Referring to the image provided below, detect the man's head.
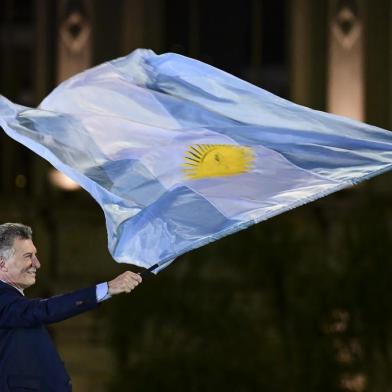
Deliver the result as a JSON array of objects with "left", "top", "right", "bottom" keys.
[{"left": 0, "top": 223, "right": 40, "bottom": 290}]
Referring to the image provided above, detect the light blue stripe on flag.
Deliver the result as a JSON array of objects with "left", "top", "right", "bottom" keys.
[
  {"left": 113, "top": 186, "right": 238, "bottom": 269},
  {"left": 1, "top": 48, "right": 392, "bottom": 272}
]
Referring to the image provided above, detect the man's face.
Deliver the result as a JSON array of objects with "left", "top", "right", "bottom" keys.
[{"left": 0, "top": 238, "right": 40, "bottom": 289}]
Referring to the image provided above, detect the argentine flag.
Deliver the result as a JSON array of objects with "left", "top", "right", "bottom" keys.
[{"left": 1, "top": 49, "right": 392, "bottom": 272}]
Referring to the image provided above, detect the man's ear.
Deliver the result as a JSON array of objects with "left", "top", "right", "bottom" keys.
[{"left": 0, "top": 257, "right": 7, "bottom": 272}]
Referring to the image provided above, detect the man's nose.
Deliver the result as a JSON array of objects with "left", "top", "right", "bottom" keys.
[{"left": 32, "top": 256, "right": 41, "bottom": 269}]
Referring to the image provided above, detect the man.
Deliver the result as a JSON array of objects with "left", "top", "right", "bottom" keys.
[{"left": 0, "top": 222, "right": 142, "bottom": 392}]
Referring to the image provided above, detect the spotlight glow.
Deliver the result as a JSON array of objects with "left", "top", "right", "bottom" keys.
[{"left": 49, "top": 169, "right": 80, "bottom": 191}]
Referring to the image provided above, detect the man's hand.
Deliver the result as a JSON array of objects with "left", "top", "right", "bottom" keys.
[{"left": 108, "top": 271, "right": 142, "bottom": 296}]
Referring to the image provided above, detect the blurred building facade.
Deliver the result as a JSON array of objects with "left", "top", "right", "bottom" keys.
[{"left": 1, "top": 0, "right": 392, "bottom": 391}]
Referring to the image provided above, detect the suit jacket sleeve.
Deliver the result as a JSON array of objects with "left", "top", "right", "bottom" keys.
[{"left": 0, "top": 285, "right": 98, "bottom": 328}]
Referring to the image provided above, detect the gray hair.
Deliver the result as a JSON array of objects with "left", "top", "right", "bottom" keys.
[{"left": 0, "top": 223, "right": 32, "bottom": 261}]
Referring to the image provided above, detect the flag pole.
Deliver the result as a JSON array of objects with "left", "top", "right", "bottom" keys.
[{"left": 139, "top": 263, "right": 159, "bottom": 277}]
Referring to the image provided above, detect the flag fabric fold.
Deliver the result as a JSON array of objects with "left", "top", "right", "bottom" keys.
[{"left": 1, "top": 49, "right": 392, "bottom": 272}]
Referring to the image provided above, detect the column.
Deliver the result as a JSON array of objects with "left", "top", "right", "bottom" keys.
[
  {"left": 327, "top": 0, "right": 364, "bottom": 121},
  {"left": 56, "top": 0, "right": 93, "bottom": 83}
]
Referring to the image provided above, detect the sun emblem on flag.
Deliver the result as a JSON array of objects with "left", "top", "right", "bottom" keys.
[{"left": 182, "top": 144, "right": 255, "bottom": 180}]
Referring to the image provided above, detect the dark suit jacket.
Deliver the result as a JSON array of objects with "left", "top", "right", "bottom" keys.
[{"left": 0, "top": 280, "right": 99, "bottom": 392}]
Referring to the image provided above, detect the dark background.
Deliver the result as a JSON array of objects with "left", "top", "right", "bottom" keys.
[{"left": 1, "top": 1, "right": 392, "bottom": 391}]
